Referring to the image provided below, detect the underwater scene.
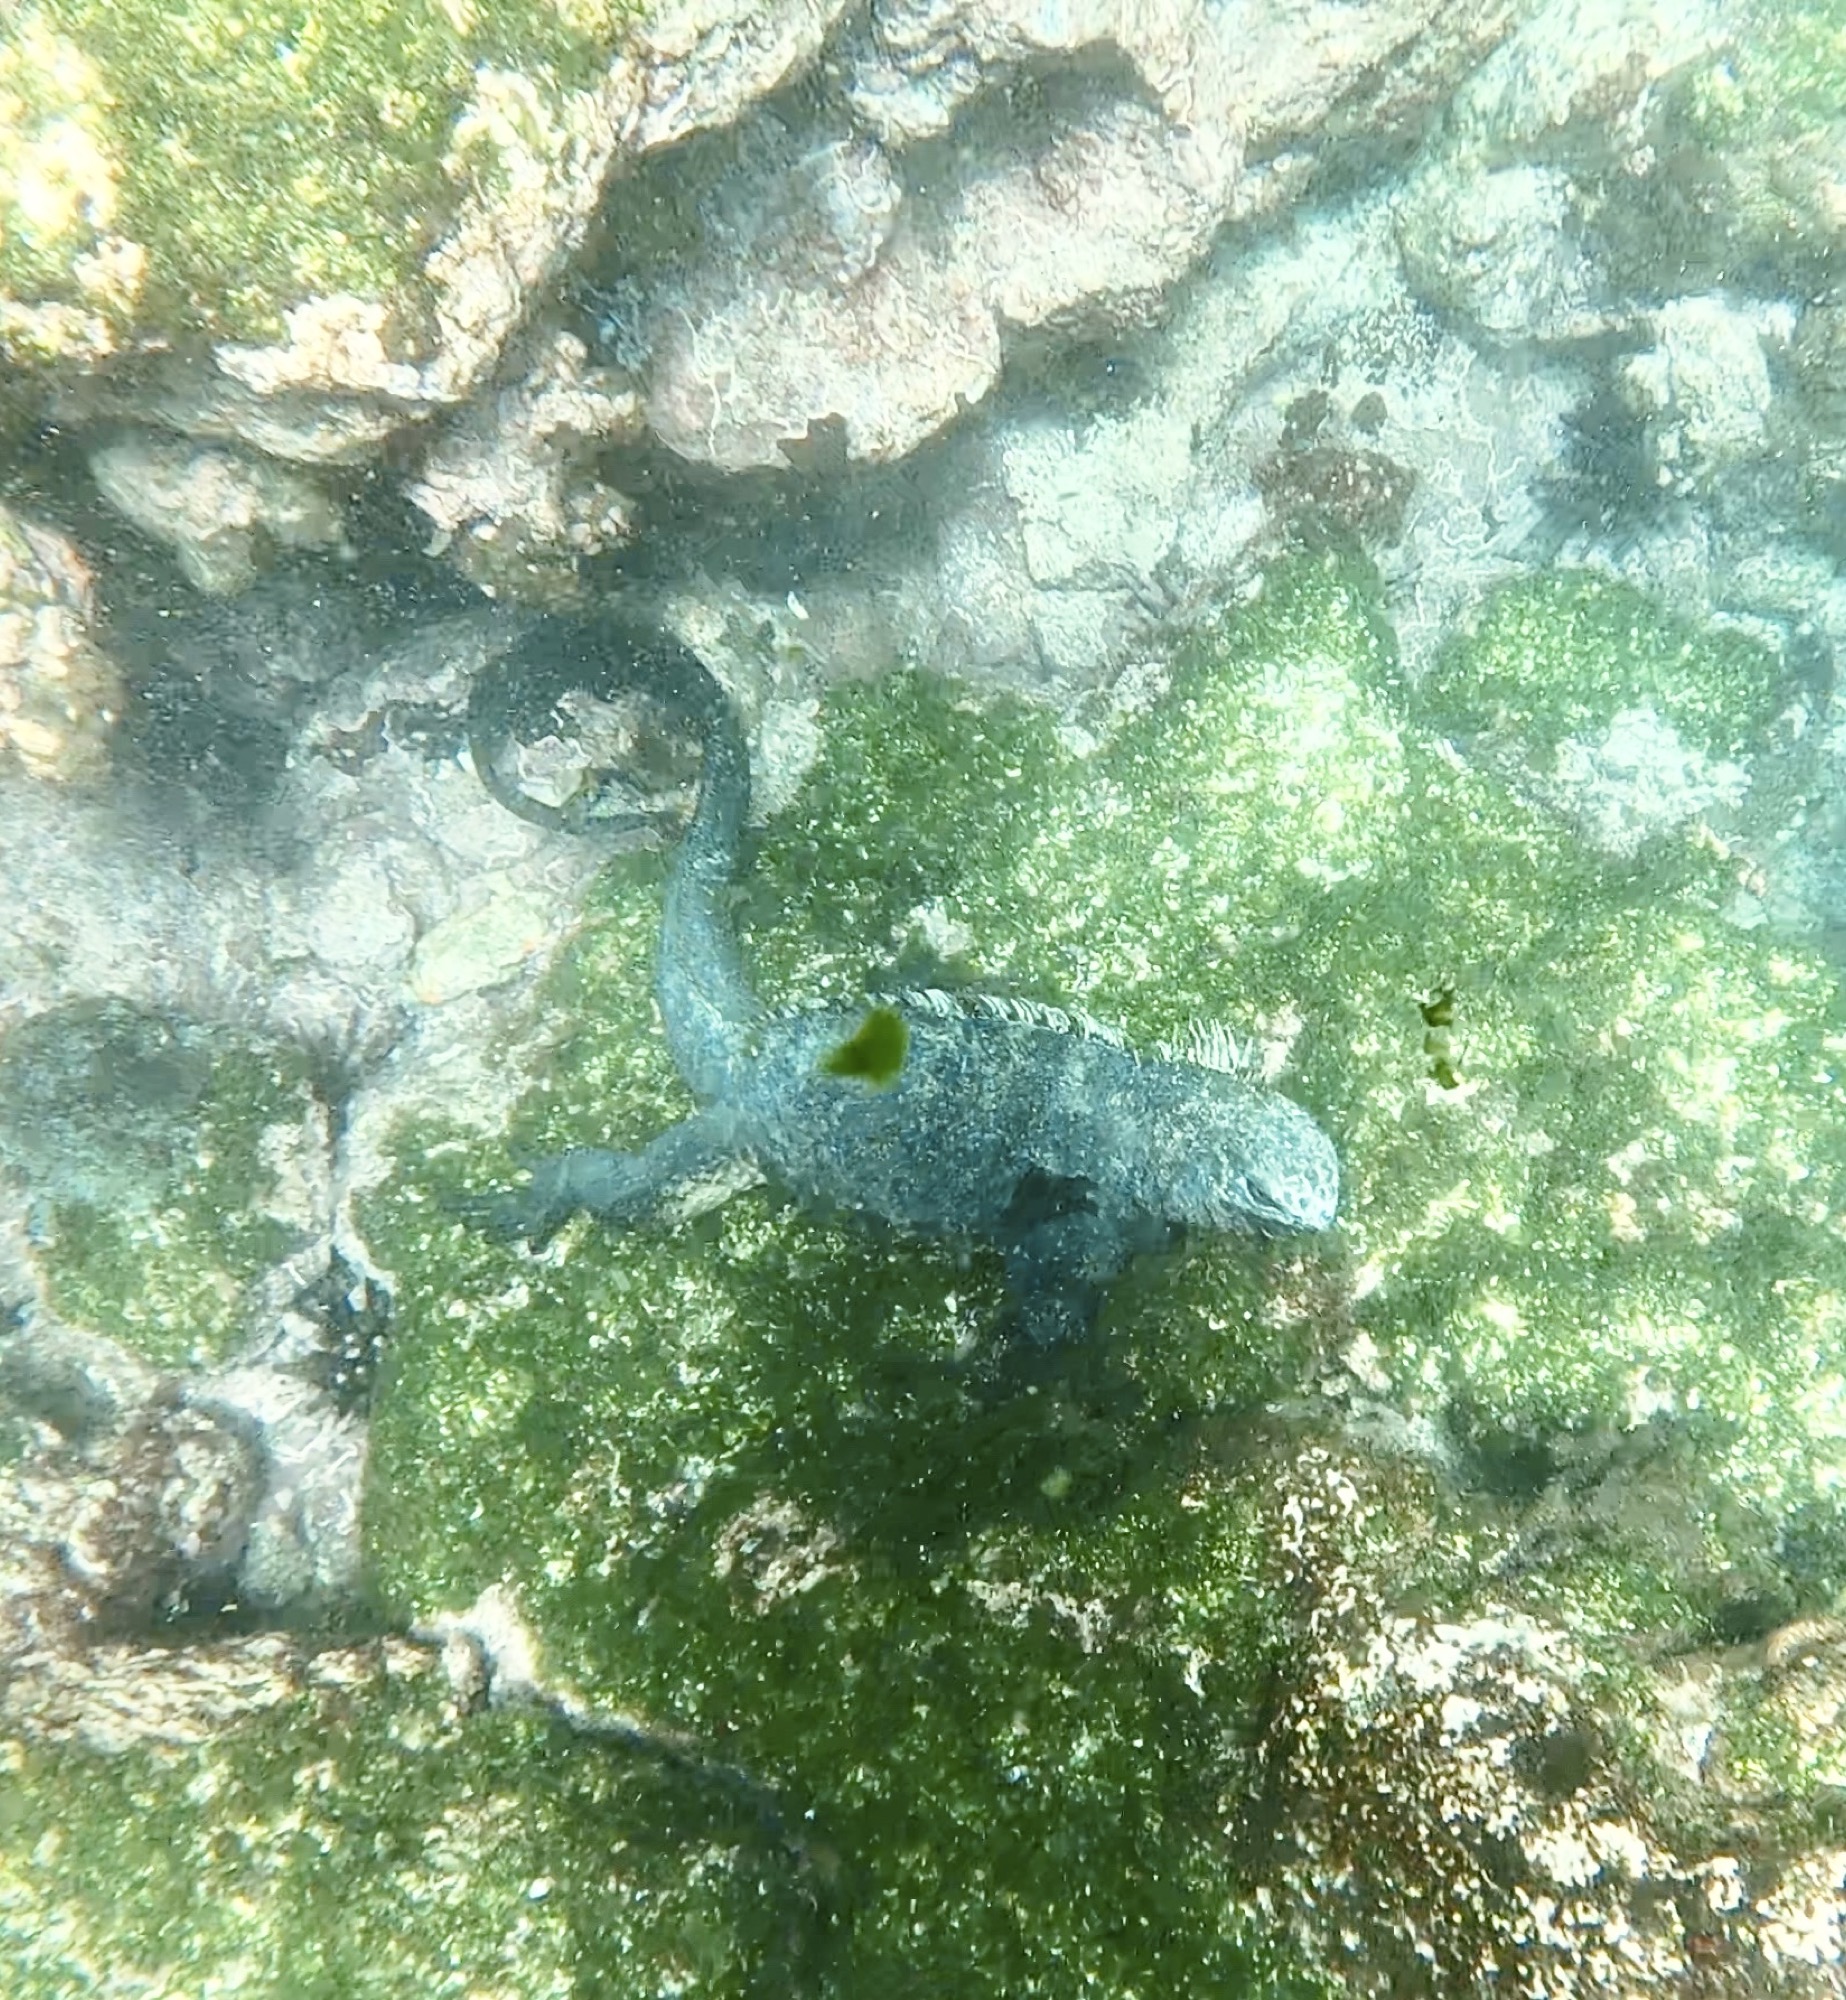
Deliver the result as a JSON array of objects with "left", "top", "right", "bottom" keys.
[{"left": 6, "top": 1, "right": 1846, "bottom": 1993}]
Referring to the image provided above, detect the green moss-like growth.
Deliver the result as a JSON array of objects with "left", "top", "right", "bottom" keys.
[
  {"left": 0, "top": 15, "right": 123, "bottom": 310},
  {"left": 365, "top": 1155, "right": 1336, "bottom": 1990},
  {"left": 1682, "top": 0, "right": 1846, "bottom": 146},
  {"left": 0, "top": 999, "right": 319, "bottom": 1368},
  {"left": 1, "top": 0, "right": 638, "bottom": 349},
  {"left": 1417, "top": 569, "right": 1785, "bottom": 759},
  {"left": 1612, "top": 0, "right": 1846, "bottom": 289},
  {"left": 0, "top": 1647, "right": 842, "bottom": 1998},
  {"left": 359, "top": 551, "right": 1846, "bottom": 1987}
]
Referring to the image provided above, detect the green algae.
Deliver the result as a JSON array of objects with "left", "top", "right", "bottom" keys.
[
  {"left": 353, "top": 550, "right": 1846, "bottom": 1986},
  {"left": 0, "top": 1650, "right": 835, "bottom": 2000},
  {"left": 1611, "top": 0, "right": 1846, "bottom": 291},
  {"left": 364, "top": 1180, "right": 1325, "bottom": 1989},
  {"left": 0, "top": 1001, "right": 320, "bottom": 1368},
  {"left": 1, "top": 0, "right": 639, "bottom": 348},
  {"left": 1417, "top": 569, "right": 1786, "bottom": 760},
  {"left": 820, "top": 1004, "right": 909, "bottom": 1086},
  {"left": 0, "top": 15, "right": 124, "bottom": 312},
  {"left": 1684, "top": 0, "right": 1846, "bottom": 146}
]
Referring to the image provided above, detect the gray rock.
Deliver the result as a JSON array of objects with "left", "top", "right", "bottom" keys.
[
  {"left": 1618, "top": 296, "right": 1785, "bottom": 499},
  {"left": 195, "top": 1360, "right": 366, "bottom": 1608},
  {"left": 1396, "top": 161, "right": 1606, "bottom": 344},
  {"left": 0, "top": 502, "right": 120, "bottom": 784},
  {"left": 641, "top": 0, "right": 1505, "bottom": 474},
  {"left": 88, "top": 434, "right": 348, "bottom": 596}
]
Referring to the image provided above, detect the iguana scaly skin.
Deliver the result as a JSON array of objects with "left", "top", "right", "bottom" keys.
[{"left": 468, "top": 620, "right": 1339, "bottom": 1346}]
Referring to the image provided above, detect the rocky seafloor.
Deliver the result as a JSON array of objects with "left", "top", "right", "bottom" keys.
[{"left": 6, "top": 0, "right": 1846, "bottom": 1994}]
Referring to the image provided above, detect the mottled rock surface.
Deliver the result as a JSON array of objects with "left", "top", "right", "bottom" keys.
[
  {"left": 641, "top": 0, "right": 1513, "bottom": 474},
  {"left": 87, "top": 435, "right": 348, "bottom": 596},
  {"left": 0, "top": 503, "right": 118, "bottom": 781}
]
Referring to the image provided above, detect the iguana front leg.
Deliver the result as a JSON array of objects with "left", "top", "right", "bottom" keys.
[
  {"left": 464, "top": 1106, "right": 761, "bottom": 1249},
  {"left": 998, "top": 1169, "right": 1178, "bottom": 1347}
]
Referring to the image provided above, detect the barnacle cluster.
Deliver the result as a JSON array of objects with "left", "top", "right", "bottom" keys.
[{"left": 1235, "top": 1448, "right": 1846, "bottom": 1997}]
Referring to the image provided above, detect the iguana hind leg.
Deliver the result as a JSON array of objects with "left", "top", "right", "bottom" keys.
[{"left": 462, "top": 1106, "right": 759, "bottom": 1249}]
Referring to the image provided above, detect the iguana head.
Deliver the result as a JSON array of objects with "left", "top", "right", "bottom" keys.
[{"left": 1170, "top": 1084, "right": 1340, "bottom": 1236}]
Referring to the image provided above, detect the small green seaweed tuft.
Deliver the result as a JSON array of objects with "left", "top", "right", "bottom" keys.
[{"left": 820, "top": 1004, "right": 909, "bottom": 1086}]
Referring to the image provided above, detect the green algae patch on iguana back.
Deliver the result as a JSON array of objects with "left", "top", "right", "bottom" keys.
[{"left": 819, "top": 1003, "right": 910, "bottom": 1086}]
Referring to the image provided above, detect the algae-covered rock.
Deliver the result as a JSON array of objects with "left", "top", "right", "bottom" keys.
[
  {"left": 346, "top": 552, "right": 1846, "bottom": 1989},
  {"left": 1390, "top": 0, "right": 1728, "bottom": 349},
  {"left": 0, "top": 0, "right": 638, "bottom": 359},
  {"left": 1389, "top": 0, "right": 1846, "bottom": 357},
  {"left": 0, "top": 1636, "right": 839, "bottom": 1998},
  {"left": 1235, "top": 1446, "right": 1846, "bottom": 1994},
  {"left": 0, "top": 12, "right": 142, "bottom": 363},
  {"left": 0, "top": 999, "right": 329, "bottom": 1369},
  {"left": 1413, "top": 568, "right": 1787, "bottom": 852},
  {"left": 1655, "top": 0, "right": 1846, "bottom": 281}
]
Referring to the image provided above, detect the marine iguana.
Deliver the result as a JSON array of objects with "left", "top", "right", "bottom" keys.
[{"left": 464, "top": 617, "right": 1339, "bottom": 1346}]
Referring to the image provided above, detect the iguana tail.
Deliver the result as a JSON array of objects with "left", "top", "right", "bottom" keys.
[
  {"left": 657, "top": 653, "right": 762, "bottom": 1101},
  {"left": 467, "top": 612, "right": 764, "bottom": 1103}
]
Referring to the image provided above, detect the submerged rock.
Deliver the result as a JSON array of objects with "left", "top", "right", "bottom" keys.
[
  {"left": 0, "top": 998, "right": 331, "bottom": 1370},
  {"left": 12, "top": 0, "right": 1846, "bottom": 1987},
  {"left": 0, "top": 503, "right": 119, "bottom": 783},
  {"left": 640, "top": 0, "right": 1509, "bottom": 475},
  {"left": 88, "top": 434, "right": 348, "bottom": 596}
]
